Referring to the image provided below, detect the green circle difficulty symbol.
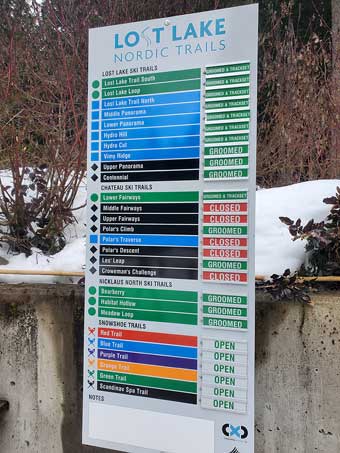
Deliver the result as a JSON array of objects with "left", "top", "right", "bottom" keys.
[
  {"left": 91, "top": 193, "right": 98, "bottom": 202},
  {"left": 88, "top": 297, "right": 96, "bottom": 305},
  {"left": 89, "top": 286, "right": 96, "bottom": 295},
  {"left": 88, "top": 307, "right": 96, "bottom": 316},
  {"left": 92, "top": 80, "right": 100, "bottom": 89},
  {"left": 92, "top": 91, "right": 100, "bottom": 99}
]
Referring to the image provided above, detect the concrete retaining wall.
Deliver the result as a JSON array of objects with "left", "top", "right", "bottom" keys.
[{"left": 0, "top": 285, "right": 339, "bottom": 452}]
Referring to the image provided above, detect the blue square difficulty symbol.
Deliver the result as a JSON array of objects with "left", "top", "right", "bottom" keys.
[
  {"left": 91, "top": 142, "right": 99, "bottom": 151},
  {"left": 90, "top": 235, "right": 98, "bottom": 244},
  {"left": 91, "top": 121, "right": 99, "bottom": 130},
  {"left": 91, "top": 152, "right": 99, "bottom": 161},
  {"left": 91, "top": 131, "right": 99, "bottom": 141},
  {"left": 92, "top": 101, "right": 100, "bottom": 110},
  {"left": 92, "top": 111, "right": 99, "bottom": 120}
]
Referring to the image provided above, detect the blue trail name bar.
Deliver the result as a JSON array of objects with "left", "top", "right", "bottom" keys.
[
  {"left": 100, "top": 235, "right": 199, "bottom": 247},
  {"left": 101, "top": 91, "right": 200, "bottom": 109}
]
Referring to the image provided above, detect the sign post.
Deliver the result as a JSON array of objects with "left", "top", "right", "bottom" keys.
[{"left": 84, "top": 5, "right": 258, "bottom": 453}]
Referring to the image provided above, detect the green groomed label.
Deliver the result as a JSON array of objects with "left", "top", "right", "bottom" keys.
[
  {"left": 203, "top": 293, "right": 247, "bottom": 305},
  {"left": 203, "top": 317, "right": 248, "bottom": 329},
  {"left": 101, "top": 191, "right": 199, "bottom": 203},
  {"left": 205, "top": 86, "right": 249, "bottom": 99},
  {"left": 102, "top": 68, "right": 200, "bottom": 88},
  {"left": 206, "top": 74, "right": 249, "bottom": 87},
  {"left": 203, "top": 225, "right": 248, "bottom": 235},
  {"left": 99, "top": 308, "right": 198, "bottom": 325},
  {"left": 205, "top": 134, "right": 249, "bottom": 144},
  {"left": 203, "top": 191, "right": 247, "bottom": 201},
  {"left": 203, "top": 260, "right": 247, "bottom": 271},
  {"left": 99, "top": 286, "right": 197, "bottom": 302},
  {"left": 204, "top": 145, "right": 248, "bottom": 156},
  {"left": 205, "top": 122, "right": 249, "bottom": 133},
  {"left": 98, "top": 297, "right": 198, "bottom": 314},
  {"left": 102, "top": 79, "right": 200, "bottom": 98},
  {"left": 206, "top": 110, "right": 250, "bottom": 122},
  {"left": 205, "top": 99, "right": 249, "bottom": 110},
  {"left": 204, "top": 157, "right": 248, "bottom": 168},
  {"left": 206, "top": 63, "right": 250, "bottom": 75},
  {"left": 203, "top": 305, "right": 247, "bottom": 317},
  {"left": 98, "top": 371, "right": 197, "bottom": 393},
  {"left": 204, "top": 169, "right": 248, "bottom": 179}
]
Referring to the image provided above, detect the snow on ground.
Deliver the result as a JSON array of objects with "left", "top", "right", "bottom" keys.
[
  {"left": 0, "top": 175, "right": 339, "bottom": 283},
  {"left": 255, "top": 179, "right": 340, "bottom": 277}
]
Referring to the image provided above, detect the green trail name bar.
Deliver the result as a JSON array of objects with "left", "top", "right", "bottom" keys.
[
  {"left": 203, "top": 225, "right": 248, "bottom": 235},
  {"left": 204, "top": 157, "right": 248, "bottom": 168},
  {"left": 206, "top": 63, "right": 250, "bottom": 75},
  {"left": 102, "top": 79, "right": 200, "bottom": 99},
  {"left": 206, "top": 110, "right": 250, "bottom": 122},
  {"left": 203, "top": 293, "right": 247, "bottom": 305},
  {"left": 205, "top": 134, "right": 249, "bottom": 144},
  {"left": 101, "top": 191, "right": 199, "bottom": 203},
  {"left": 97, "top": 371, "right": 197, "bottom": 393},
  {"left": 203, "top": 317, "right": 248, "bottom": 329},
  {"left": 99, "top": 286, "right": 197, "bottom": 302},
  {"left": 99, "top": 297, "right": 198, "bottom": 314},
  {"left": 206, "top": 74, "right": 249, "bottom": 87},
  {"left": 203, "top": 305, "right": 247, "bottom": 317},
  {"left": 205, "top": 122, "right": 249, "bottom": 133},
  {"left": 102, "top": 68, "right": 200, "bottom": 88},
  {"left": 203, "top": 260, "right": 247, "bottom": 271},
  {"left": 204, "top": 145, "right": 249, "bottom": 157},
  {"left": 204, "top": 169, "right": 248, "bottom": 179},
  {"left": 205, "top": 99, "right": 249, "bottom": 110},
  {"left": 205, "top": 86, "right": 249, "bottom": 99},
  {"left": 98, "top": 307, "right": 198, "bottom": 325}
]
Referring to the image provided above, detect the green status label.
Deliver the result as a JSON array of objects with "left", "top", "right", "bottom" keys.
[
  {"left": 203, "top": 260, "right": 247, "bottom": 271},
  {"left": 206, "top": 63, "right": 250, "bottom": 75},
  {"left": 204, "top": 145, "right": 249, "bottom": 156},
  {"left": 203, "top": 317, "right": 248, "bottom": 329},
  {"left": 205, "top": 98, "right": 249, "bottom": 110},
  {"left": 205, "top": 86, "right": 249, "bottom": 99},
  {"left": 204, "top": 157, "right": 248, "bottom": 168},
  {"left": 206, "top": 110, "right": 250, "bottom": 122},
  {"left": 206, "top": 74, "right": 249, "bottom": 87},
  {"left": 203, "top": 305, "right": 247, "bottom": 317},
  {"left": 204, "top": 169, "right": 248, "bottom": 179},
  {"left": 203, "top": 293, "right": 247, "bottom": 305},
  {"left": 205, "top": 122, "right": 249, "bottom": 133},
  {"left": 205, "top": 134, "right": 249, "bottom": 144},
  {"left": 203, "top": 225, "right": 248, "bottom": 235}
]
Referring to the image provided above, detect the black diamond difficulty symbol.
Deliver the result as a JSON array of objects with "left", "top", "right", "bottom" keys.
[
  {"left": 90, "top": 225, "right": 98, "bottom": 232},
  {"left": 91, "top": 174, "right": 98, "bottom": 181},
  {"left": 91, "top": 215, "right": 98, "bottom": 222},
  {"left": 90, "top": 246, "right": 97, "bottom": 254},
  {"left": 90, "top": 267, "right": 97, "bottom": 274},
  {"left": 90, "top": 256, "right": 97, "bottom": 264},
  {"left": 91, "top": 163, "right": 98, "bottom": 171},
  {"left": 91, "top": 205, "right": 98, "bottom": 212}
]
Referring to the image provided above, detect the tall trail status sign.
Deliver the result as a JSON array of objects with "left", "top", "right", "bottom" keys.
[{"left": 83, "top": 5, "right": 258, "bottom": 453}]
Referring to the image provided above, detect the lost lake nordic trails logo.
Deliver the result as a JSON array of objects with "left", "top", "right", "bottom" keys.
[{"left": 222, "top": 423, "right": 248, "bottom": 440}]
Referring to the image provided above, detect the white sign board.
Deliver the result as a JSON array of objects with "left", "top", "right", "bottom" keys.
[{"left": 84, "top": 5, "right": 258, "bottom": 453}]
